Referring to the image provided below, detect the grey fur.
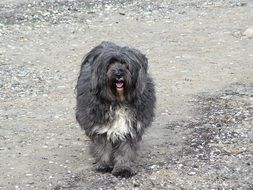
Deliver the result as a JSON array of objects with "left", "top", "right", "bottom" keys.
[{"left": 76, "top": 41, "right": 156, "bottom": 177}]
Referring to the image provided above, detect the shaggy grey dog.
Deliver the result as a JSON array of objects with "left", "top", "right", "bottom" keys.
[{"left": 76, "top": 41, "right": 156, "bottom": 178}]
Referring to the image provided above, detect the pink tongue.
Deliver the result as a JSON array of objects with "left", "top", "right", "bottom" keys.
[{"left": 116, "top": 82, "right": 124, "bottom": 88}]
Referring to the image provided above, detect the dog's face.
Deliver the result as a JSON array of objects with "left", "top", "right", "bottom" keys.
[
  {"left": 87, "top": 42, "right": 148, "bottom": 102},
  {"left": 106, "top": 62, "right": 132, "bottom": 101}
]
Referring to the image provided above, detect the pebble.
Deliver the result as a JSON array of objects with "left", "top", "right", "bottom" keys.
[
  {"left": 188, "top": 171, "right": 196, "bottom": 176},
  {"left": 242, "top": 27, "right": 253, "bottom": 38}
]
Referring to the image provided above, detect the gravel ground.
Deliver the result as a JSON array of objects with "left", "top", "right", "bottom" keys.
[{"left": 0, "top": 0, "right": 252, "bottom": 190}]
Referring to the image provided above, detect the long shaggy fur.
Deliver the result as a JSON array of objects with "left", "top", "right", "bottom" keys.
[{"left": 76, "top": 41, "right": 156, "bottom": 177}]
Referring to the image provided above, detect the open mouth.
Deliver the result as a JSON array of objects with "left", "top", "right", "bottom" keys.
[
  {"left": 114, "top": 78, "right": 125, "bottom": 99},
  {"left": 115, "top": 78, "right": 124, "bottom": 90},
  {"left": 116, "top": 81, "right": 124, "bottom": 89}
]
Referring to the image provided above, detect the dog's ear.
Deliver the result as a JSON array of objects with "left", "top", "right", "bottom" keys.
[
  {"left": 80, "top": 42, "right": 109, "bottom": 93},
  {"left": 131, "top": 49, "right": 148, "bottom": 95},
  {"left": 91, "top": 56, "right": 110, "bottom": 95},
  {"left": 91, "top": 68, "right": 99, "bottom": 93},
  {"left": 136, "top": 60, "right": 147, "bottom": 94},
  {"left": 89, "top": 41, "right": 120, "bottom": 95},
  {"left": 81, "top": 54, "right": 100, "bottom": 94}
]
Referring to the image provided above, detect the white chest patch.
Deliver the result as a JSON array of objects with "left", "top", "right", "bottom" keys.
[{"left": 93, "top": 107, "right": 134, "bottom": 142}]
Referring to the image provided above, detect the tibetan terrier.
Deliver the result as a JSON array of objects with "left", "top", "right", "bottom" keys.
[{"left": 76, "top": 41, "right": 156, "bottom": 178}]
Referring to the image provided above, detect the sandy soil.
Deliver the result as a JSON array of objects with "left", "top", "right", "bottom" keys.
[{"left": 0, "top": 0, "right": 252, "bottom": 189}]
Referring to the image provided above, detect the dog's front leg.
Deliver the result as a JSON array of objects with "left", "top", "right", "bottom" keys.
[
  {"left": 112, "top": 140, "right": 138, "bottom": 178},
  {"left": 90, "top": 135, "right": 113, "bottom": 173}
]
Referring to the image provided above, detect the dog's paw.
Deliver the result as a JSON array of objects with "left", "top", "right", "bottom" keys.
[
  {"left": 94, "top": 163, "right": 113, "bottom": 173},
  {"left": 112, "top": 166, "right": 137, "bottom": 178}
]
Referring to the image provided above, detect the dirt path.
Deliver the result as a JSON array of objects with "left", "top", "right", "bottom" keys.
[{"left": 0, "top": 0, "right": 252, "bottom": 189}]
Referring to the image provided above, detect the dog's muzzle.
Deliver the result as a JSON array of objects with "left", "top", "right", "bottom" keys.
[
  {"left": 114, "top": 70, "right": 125, "bottom": 90},
  {"left": 115, "top": 75, "right": 124, "bottom": 88}
]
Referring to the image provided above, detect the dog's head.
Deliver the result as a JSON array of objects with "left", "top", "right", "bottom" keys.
[
  {"left": 106, "top": 61, "right": 132, "bottom": 101},
  {"left": 82, "top": 42, "right": 148, "bottom": 102}
]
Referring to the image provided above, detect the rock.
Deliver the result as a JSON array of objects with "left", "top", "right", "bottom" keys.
[
  {"left": 242, "top": 27, "right": 253, "bottom": 38},
  {"left": 188, "top": 171, "right": 196, "bottom": 176}
]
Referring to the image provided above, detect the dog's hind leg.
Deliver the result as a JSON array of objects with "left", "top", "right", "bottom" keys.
[
  {"left": 90, "top": 135, "right": 113, "bottom": 173},
  {"left": 112, "top": 140, "right": 139, "bottom": 178}
]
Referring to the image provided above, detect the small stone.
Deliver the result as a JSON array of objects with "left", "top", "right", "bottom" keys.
[
  {"left": 150, "top": 164, "right": 158, "bottom": 169},
  {"left": 188, "top": 171, "right": 196, "bottom": 176},
  {"left": 242, "top": 27, "right": 253, "bottom": 38},
  {"left": 133, "top": 180, "right": 140, "bottom": 187}
]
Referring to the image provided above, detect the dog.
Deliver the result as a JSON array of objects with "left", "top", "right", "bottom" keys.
[{"left": 76, "top": 41, "right": 156, "bottom": 178}]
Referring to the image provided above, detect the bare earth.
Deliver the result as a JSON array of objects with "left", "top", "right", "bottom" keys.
[{"left": 0, "top": 0, "right": 252, "bottom": 189}]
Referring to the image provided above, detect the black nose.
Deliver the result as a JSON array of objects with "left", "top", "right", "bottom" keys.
[
  {"left": 115, "top": 73, "right": 122, "bottom": 78},
  {"left": 115, "top": 69, "right": 124, "bottom": 78}
]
